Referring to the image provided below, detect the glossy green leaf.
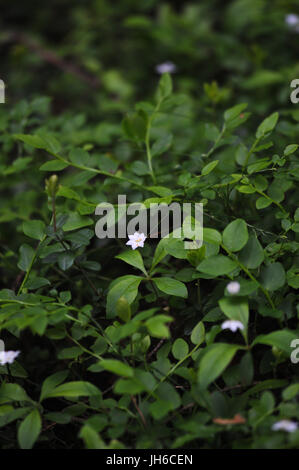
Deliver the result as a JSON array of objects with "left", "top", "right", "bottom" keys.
[
  {"left": 18, "top": 409, "right": 41, "bottom": 449},
  {"left": 223, "top": 219, "right": 248, "bottom": 252},
  {"left": 256, "top": 112, "right": 279, "bottom": 139},
  {"left": 116, "top": 250, "right": 147, "bottom": 275},
  {"left": 106, "top": 275, "right": 142, "bottom": 318},
  {"left": 197, "top": 255, "right": 237, "bottom": 276},
  {"left": 198, "top": 343, "right": 240, "bottom": 389},
  {"left": 152, "top": 277, "right": 188, "bottom": 298}
]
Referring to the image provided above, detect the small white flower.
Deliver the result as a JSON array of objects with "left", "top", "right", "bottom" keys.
[
  {"left": 155, "top": 61, "right": 177, "bottom": 74},
  {"left": 221, "top": 320, "right": 244, "bottom": 332},
  {"left": 126, "top": 232, "right": 146, "bottom": 250},
  {"left": 0, "top": 350, "right": 20, "bottom": 365},
  {"left": 226, "top": 281, "right": 240, "bottom": 295},
  {"left": 272, "top": 420, "right": 298, "bottom": 433},
  {"left": 285, "top": 14, "right": 299, "bottom": 26}
]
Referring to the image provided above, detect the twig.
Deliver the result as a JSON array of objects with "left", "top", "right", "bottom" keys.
[
  {"left": 147, "top": 339, "right": 165, "bottom": 360},
  {"left": 220, "top": 381, "right": 260, "bottom": 392},
  {"left": 12, "top": 271, "right": 25, "bottom": 293},
  {"left": 131, "top": 395, "right": 147, "bottom": 428},
  {"left": 4, "top": 30, "right": 100, "bottom": 89}
]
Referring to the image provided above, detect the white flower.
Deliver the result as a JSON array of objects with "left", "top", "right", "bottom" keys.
[
  {"left": 221, "top": 320, "right": 244, "bottom": 332},
  {"left": 0, "top": 350, "right": 20, "bottom": 365},
  {"left": 226, "top": 281, "right": 240, "bottom": 295},
  {"left": 285, "top": 14, "right": 299, "bottom": 26},
  {"left": 155, "top": 61, "right": 177, "bottom": 74},
  {"left": 126, "top": 232, "right": 146, "bottom": 250},
  {"left": 272, "top": 420, "right": 298, "bottom": 433}
]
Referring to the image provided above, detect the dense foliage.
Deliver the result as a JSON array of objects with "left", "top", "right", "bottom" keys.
[{"left": 0, "top": 0, "right": 299, "bottom": 450}]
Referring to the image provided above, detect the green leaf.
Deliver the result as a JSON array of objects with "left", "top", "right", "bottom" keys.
[
  {"left": 38, "top": 134, "right": 61, "bottom": 153},
  {"left": 205, "top": 123, "right": 219, "bottom": 141},
  {"left": 0, "top": 361, "right": 28, "bottom": 378},
  {"left": 145, "top": 315, "right": 173, "bottom": 338},
  {"left": 151, "top": 239, "right": 168, "bottom": 270},
  {"left": 63, "top": 213, "right": 93, "bottom": 231},
  {"left": 224, "top": 103, "right": 248, "bottom": 122},
  {"left": 69, "top": 148, "right": 90, "bottom": 166},
  {"left": 198, "top": 343, "right": 240, "bottom": 389},
  {"left": 282, "top": 384, "right": 299, "bottom": 400},
  {"left": 0, "top": 408, "right": 30, "bottom": 428},
  {"left": 256, "top": 196, "right": 271, "bottom": 209},
  {"left": 219, "top": 296, "right": 249, "bottom": 327},
  {"left": 248, "top": 160, "right": 271, "bottom": 174},
  {"left": 15, "top": 133, "right": 60, "bottom": 153},
  {"left": 99, "top": 359, "right": 134, "bottom": 378},
  {"left": 116, "top": 250, "right": 147, "bottom": 275},
  {"left": 201, "top": 160, "right": 219, "bottom": 176},
  {"left": 0, "top": 383, "right": 30, "bottom": 403},
  {"left": 116, "top": 296, "right": 131, "bottom": 323},
  {"left": 40, "top": 371, "right": 69, "bottom": 401},
  {"left": 190, "top": 321, "right": 205, "bottom": 345},
  {"left": 187, "top": 246, "right": 206, "bottom": 267},
  {"left": 106, "top": 275, "right": 142, "bottom": 319},
  {"left": 223, "top": 219, "right": 248, "bottom": 252},
  {"left": 23, "top": 220, "right": 45, "bottom": 241},
  {"left": 243, "top": 379, "right": 288, "bottom": 397},
  {"left": 57, "top": 347, "right": 82, "bottom": 360},
  {"left": 260, "top": 262, "right": 285, "bottom": 291},
  {"left": 114, "top": 378, "right": 145, "bottom": 395},
  {"left": 43, "top": 381, "right": 100, "bottom": 399},
  {"left": 18, "top": 244, "right": 35, "bottom": 271},
  {"left": 172, "top": 338, "right": 189, "bottom": 360},
  {"left": 152, "top": 277, "right": 188, "bottom": 298},
  {"left": 238, "top": 235, "right": 264, "bottom": 269},
  {"left": 15, "top": 134, "right": 47, "bottom": 149},
  {"left": 40, "top": 160, "right": 69, "bottom": 171},
  {"left": 79, "top": 424, "right": 105, "bottom": 449},
  {"left": 18, "top": 409, "right": 41, "bottom": 449},
  {"left": 58, "top": 252, "right": 75, "bottom": 271},
  {"left": 162, "top": 238, "right": 187, "bottom": 260},
  {"left": 284, "top": 144, "right": 298, "bottom": 156},
  {"left": 253, "top": 330, "right": 298, "bottom": 354},
  {"left": 122, "top": 112, "right": 147, "bottom": 142},
  {"left": 202, "top": 228, "right": 222, "bottom": 245},
  {"left": 57, "top": 186, "right": 81, "bottom": 201},
  {"left": 3, "top": 157, "right": 32, "bottom": 175},
  {"left": 157, "top": 382, "right": 181, "bottom": 411},
  {"left": 243, "top": 70, "right": 283, "bottom": 89},
  {"left": 147, "top": 186, "right": 173, "bottom": 197},
  {"left": 25, "top": 276, "right": 50, "bottom": 290},
  {"left": 152, "top": 133, "right": 173, "bottom": 157},
  {"left": 256, "top": 112, "right": 279, "bottom": 139},
  {"left": 238, "top": 185, "right": 256, "bottom": 194},
  {"left": 197, "top": 255, "right": 237, "bottom": 276}
]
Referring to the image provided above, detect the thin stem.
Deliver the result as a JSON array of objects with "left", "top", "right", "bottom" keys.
[
  {"left": 52, "top": 196, "right": 57, "bottom": 232},
  {"left": 144, "top": 342, "right": 203, "bottom": 402},
  {"left": 145, "top": 128, "right": 155, "bottom": 183},
  {"left": 50, "top": 150, "right": 155, "bottom": 192},
  {"left": 66, "top": 332, "right": 103, "bottom": 361},
  {"left": 131, "top": 395, "right": 147, "bottom": 428},
  {"left": 17, "top": 235, "right": 46, "bottom": 295},
  {"left": 242, "top": 137, "right": 261, "bottom": 171},
  {"left": 255, "top": 188, "right": 287, "bottom": 214},
  {"left": 203, "top": 123, "right": 226, "bottom": 159},
  {"left": 144, "top": 99, "right": 162, "bottom": 183}
]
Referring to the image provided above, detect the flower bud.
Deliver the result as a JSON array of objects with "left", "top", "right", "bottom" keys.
[{"left": 45, "top": 174, "right": 59, "bottom": 197}]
